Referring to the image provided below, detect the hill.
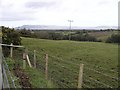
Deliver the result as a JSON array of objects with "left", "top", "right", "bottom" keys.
[
  {"left": 21, "top": 38, "right": 118, "bottom": 88},
  {"left": 15, "top": 25, "right": 118, "bottom": 30},
  {"left": 5, "top": 37, "right": 118, "bottom": 88}
]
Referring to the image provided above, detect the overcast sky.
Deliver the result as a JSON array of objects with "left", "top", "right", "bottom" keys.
[{"left": 0, "top": 0, "right": 119, "bottom": 28}]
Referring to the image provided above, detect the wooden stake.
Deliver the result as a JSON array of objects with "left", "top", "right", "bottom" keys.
[
  {"left": 34, "top": 50, "right": 36, "bottom": 68},
  {"left": 78, "top": 64, "right": 84, "bottom": 88},
  {"left": 10, "top": 43, "right": 13, "bottom": 58},
  {"left": 25, "top": 48, "right": 28, "bottom": 55},
  {"left": 45, "top": 54, "right": 48, "bottom": 80},
  {"left": 25, "top": 48, "right": 32, "bottom": 67},
  {"left": 23, "top": 60, "right": 26, "bottom": 69},
  {"left": 26, "top": 54, "right": 32, "bottom": 68},
  {"left": 23, "top": 53, "right": 26, "bottom": 60}
]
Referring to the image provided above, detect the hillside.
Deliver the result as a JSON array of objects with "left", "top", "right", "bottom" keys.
[
  {"left": 5, "top": 37, "right": 118, "bottom": 88},
  {"left": 21, "top": 37, "right": 118, "bottom": 88}
]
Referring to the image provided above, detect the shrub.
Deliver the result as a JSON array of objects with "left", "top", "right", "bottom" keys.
[
  {"left": 106, "top": 34, "right": 120, "bottom": 43},
  {"left": 2, "top": 26, "right": 21, "bottom": 56}
]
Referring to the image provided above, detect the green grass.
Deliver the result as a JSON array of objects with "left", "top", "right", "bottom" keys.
[
  {"left": 24, "top": 66, "right": 57, "bottom": 88},
  {"left": 5, "top": 58, "right": 21, "bottom": 88},
  {"left": 20, "top": 37, "right": 118, "bottom": 88}
]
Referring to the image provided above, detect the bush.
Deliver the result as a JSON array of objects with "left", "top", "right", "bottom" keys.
[
  {"left": 106, "top": 34, "right": 120, "bottom": 43},
  {"left": 2, "top": 26, "right": 21, "bottom": 45},
  {"left": 71, "top": 33, "right": 97, "bottom": 42},
  {"left": 2, "top": 26, "right": 21, "bottom": 57}
]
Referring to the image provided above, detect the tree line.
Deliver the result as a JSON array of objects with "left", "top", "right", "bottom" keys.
[{"left": 1, "top": 26, "right": 120, "bottom": 44}]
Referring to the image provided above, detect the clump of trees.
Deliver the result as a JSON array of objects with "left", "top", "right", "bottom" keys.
[
  {"left": 2, "top": 26, "right": 21, "bottom": 45},
  {"left": 70, "top": 33, "right": 97, "bottom": 42},
  {"left": 106, "top": 34, "right": 120, "bottom": 43},
  {"left": 2, "top": 26, "right": 21, "bottom": 56},
  {"left": 19, "top": 29, "right": 98, "bottom": 42}
]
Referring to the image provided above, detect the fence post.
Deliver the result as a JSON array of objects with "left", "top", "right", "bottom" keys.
[
  {"left": 25, "top": 48, "right": 32, "bottom": 67},
  {"left": 45, "top": 54, "right": 48, "bottom": 80},
  {"left": 23, "top": 53, "right": 26, "bottom": 69},
  {"left": 10, "top": 43, "right": 13, "bottom": 58},
  {"left": 78, "top": 64, "right": 84, "bottom": 88},
  {"left": 25, "top": 48, "right": 28, "bottom": 55},
  {"left": 23, "top": 60, "right": 26, "bottom": 69},
  {"left": 34, "top": 50, "right": 36, "bottom": 68}
]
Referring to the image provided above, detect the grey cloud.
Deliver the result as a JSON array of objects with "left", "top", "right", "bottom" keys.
[
  {"left": 0, "top": 11, "right": 35, "bottom": 21},
  {"left": 25, "top": 1, "right": 57, "bottom": 9}
]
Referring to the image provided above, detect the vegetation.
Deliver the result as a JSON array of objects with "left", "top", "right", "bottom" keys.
[
  {"left": 106, "top": 33, "right": 120, "bottom": 43},
  {"left": 1, "top": 26, "right": 21, "bottom": 56},
  {"left": 2, "top": 26, "right": 21, "bottom": 45},
  {"left": 19, "top": 37, "right": 118, "bottom": 88},
  {"left": 18, "top": 29, "right": 118, "bottom": 43},
  {"left": 2, "top": 27, "right": 118, "bottom": 88}
]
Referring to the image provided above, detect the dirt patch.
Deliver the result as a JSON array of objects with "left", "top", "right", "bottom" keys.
[{"left": 13, "top": 64, "right": 32, "bottom": 89}]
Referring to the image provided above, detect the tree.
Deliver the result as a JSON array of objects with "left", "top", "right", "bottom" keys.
[
  {"left": 2, "top": 26, "right": 21, "bottom": 56},
  {"left": 2, "top": 26, "right": 21, "bottom": 45},
  {"left": 106, "top": 34, "right": 120, "bottom": 43}
]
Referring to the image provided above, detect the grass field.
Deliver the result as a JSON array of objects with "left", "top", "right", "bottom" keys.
[{"left": 14, "top": 37, "right": 118, "bottom": 88}]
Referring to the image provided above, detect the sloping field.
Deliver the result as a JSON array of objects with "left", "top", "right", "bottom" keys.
[{"left": 21, "top": 37, "right": 118, "bottom": 88}]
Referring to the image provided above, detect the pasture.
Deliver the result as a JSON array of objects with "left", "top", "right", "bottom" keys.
[{"left": 17, "top": 37, "right": 118, "bottom": 88}]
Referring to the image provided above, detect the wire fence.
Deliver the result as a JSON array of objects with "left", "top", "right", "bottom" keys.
[
  {"left": 2, "top": 55, "right": 16, "bottom": 89},
  {"left": 3, "top": 47, "right": 118, "bottom": 88},
  {"left": 28, "top": 49, "right": 118, "bottom": 88}
]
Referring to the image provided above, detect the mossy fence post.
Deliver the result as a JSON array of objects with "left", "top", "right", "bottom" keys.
[
  {"left": 10, "top": 43, "right": 13, "bottom": 58},
  {"left": 45, "top": 54, "right": 48, "bottom": 80},
  {"left": 23, "top": 52, "right": 26, "bottom": 69},
  {"left": 34, "top": 50, "right": 36, "bottom": 68},
  {"left": 78, "top": 64, "right": 84, "bottom": 88}
]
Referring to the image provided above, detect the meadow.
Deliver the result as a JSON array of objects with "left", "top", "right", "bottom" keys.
[{"left": 13, "top": 37, "right": 118, "bottom": 88}]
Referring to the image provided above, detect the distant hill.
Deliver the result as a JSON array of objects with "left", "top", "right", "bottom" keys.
[{"left": 15, "top": 25, "right": 118, "bottom": 30}]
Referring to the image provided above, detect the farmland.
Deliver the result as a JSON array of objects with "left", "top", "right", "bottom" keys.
[
  {"left": 13, "top": 37, "right": 118, "bottom": 88},
  {"left": 2, "top": 28, "right": 119, "bottom": 88}
]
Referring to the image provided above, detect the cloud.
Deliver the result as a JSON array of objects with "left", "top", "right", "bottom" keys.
[
  {"left": 25, "top": 1, "right": 57, "bottom": 9},
  {"left": 0, "top": 11, "right": 35, "bottom": 21}
]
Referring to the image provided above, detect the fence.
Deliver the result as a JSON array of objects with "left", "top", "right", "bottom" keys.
[
  {"left": 1, "top": 46, "right": 118, "bottom": 88},
  {"left": 2, "top": 54, "right": 16, "bottom": 89},
  {"left": 27, "top": 49, "right": 118, "bottom": 88}
]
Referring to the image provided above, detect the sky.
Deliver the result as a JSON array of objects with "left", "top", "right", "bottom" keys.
[{"left": 0, "top": 0, "right": 119, "bottom": 28}]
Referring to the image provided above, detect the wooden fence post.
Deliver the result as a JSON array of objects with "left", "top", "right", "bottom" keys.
[
  {"left": 25, "top": 48, "right": 32, "bottom": 67},
  {"left": 10, "top": 43, "right": 13, "bottom": 58},
  {"left": 23, "top": 53, "right": 26, "bottom": 69},
  {"left": 45, "top": 54, "right": 48, "bottom": 80},
  {"left": 23, "top": 60, "right": 26, "bottom": 69},
  {"left": 34, "top": 50, "right": 36, "bottom": 68},
  {"left": 78, "top": 64, "right": 84, "bottom": 88}
]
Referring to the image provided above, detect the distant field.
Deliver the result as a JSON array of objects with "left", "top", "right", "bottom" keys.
[{"left": 18, "top": 37, "right": 118, "bottom": 88}]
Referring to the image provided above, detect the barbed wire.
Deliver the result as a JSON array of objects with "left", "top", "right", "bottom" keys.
[
  {"left": 49, "top": 54, "right": 118, "bottom": 81},
  {"left": 84, "top": 67, "right": 118, "bottom": 81},
  {"left": 84, "top": 75, "right": 113, "bottom": 88},
  {"left": 36, "top": 50, "right": 118, "bottom": 74},
  {"left": 30, "top": 50, "right": 118, "bottom": 88},
  {"left": 79, "top": 60, "right": 118, "bottom": 74}
]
